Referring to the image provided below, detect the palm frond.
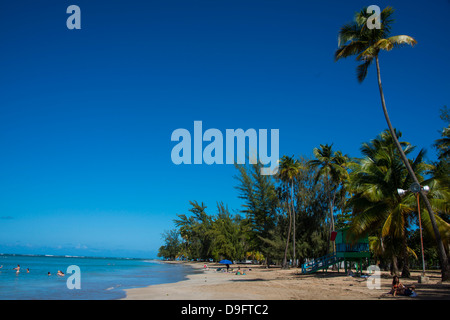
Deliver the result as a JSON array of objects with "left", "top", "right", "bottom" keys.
[
  {"left": 335, "top": 6, "right": 416, "bottom": 85},
  {"left": 374, "top": 38, "right": 394, "bottom": 51},
  {"left": 356, "top": 57, "right": 373, "bottom": 83},
  {"left": 421, "top": 209, "right": 450, "bottom": 248},
  {"left": 381, "top": 212, "right": 394, "bottom": 237},
  {"left": 380, "top": 6, "right": 395, "bottom": 36},
  {"left": 377, "top": 35, "right": 417, "bottom": 52},
  {"left": 407, "top": 246, "right": 418, "bottom": 260},
  {"left": 337, "top": 22, "right": 361, "bottom": 47},
  {"left": 335, "top": 40, "right": 368, "bottom": 61},
  {"left": 355, "top": 7, "right": 370, "bottom": 27}
]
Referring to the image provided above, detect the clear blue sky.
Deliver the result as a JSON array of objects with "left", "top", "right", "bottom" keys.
[{"left": 0, "top": 0, "right": 449, "bottom": 258}]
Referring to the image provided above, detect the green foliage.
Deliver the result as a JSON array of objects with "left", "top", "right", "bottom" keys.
[
  {"left": 308, "top": 144, "right": 352, "bottom": 247},
  {"left": 158, "top": 200, "right": 250, "bottom": 261},
  {"left": 347, "top": 130, "right": 434, "bottom": 276},
  {"left": 293, "top": 157, "right": 329, "bottom": 262},
  {"left": 157, "top": 229, "right": 181, "bottom": 260},
  {"left": 208, "top": 202, "right": 247, "bottom": 261},
  {"left": 277, "top": 155, "right": 303, "bottom": 267},
  {"left": 235, "top": 162, "right": 280, "bottom": 265},
  {"left": 173, "top": 201, "right": 213, "bottom": 260},
  {"left": 335, "top": 6, "right": 416, "bottom": 83},
  {"left": 435, "top": 125, "right": 450, "bottom": 161}
]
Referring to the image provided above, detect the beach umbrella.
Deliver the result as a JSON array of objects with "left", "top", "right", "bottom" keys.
[{"left": 219, "top": 259, "right": 233, "bottom": 264}]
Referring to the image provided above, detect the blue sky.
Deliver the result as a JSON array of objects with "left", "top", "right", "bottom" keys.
[{"left": 0, "top": 0, "right": 449, "bottom": 258}]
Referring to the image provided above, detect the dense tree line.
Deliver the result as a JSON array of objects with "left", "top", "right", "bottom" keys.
[{"left": 157, "top": 159, "right": 331, "bottom": 266}]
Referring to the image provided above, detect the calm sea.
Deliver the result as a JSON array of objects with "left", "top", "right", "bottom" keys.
[{"left": 0, "top": 254, "right": 193, "bottom": 300}]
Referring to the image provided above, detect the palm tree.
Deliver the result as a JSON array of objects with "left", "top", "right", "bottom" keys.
[
  {"left": 278, "top": 155, "right": 302, "bottom": 268},
  {"left": 420, "top": 163, "right": 450, "bottom": 258},
  {"left": 421, "top": 130, "right": 450, "bottom": 255},
  {"left": 335, "top": 6, "right": 450, "bottom": 280},
  {"left": 308, "top": 144, "right": 348, "bottom": 252},
  {"left": 330, "top": 150, "right": 352, "bottom": 221},
  {"left": 309, "top": 144, "right": 335, "bottom": 233},
  {"left": 348, "top": 130, "right": 430, "bottom": 276},
  {"left": 435, "top": 126, "right": 450, "bottom": 160}
]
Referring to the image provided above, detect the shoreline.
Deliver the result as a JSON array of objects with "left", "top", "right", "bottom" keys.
[{"left": 122, "top": 261, "right": 450, "bottom": 300}]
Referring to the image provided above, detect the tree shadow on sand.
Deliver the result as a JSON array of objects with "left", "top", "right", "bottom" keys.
[
  {"left": 229, "top": 278, "right": 269, "bottom": 282},
  {"left": 295, "top": 270, "right": 450, "bottom": 300}
]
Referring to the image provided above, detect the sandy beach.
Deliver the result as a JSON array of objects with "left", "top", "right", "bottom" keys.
[{"left": 122, "top": 262, "right": 450, "bottom": 300}]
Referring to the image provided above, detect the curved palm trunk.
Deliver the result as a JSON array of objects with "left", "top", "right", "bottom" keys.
[{"left": 375, "top": 56, "right": 450, "bottom": 281}]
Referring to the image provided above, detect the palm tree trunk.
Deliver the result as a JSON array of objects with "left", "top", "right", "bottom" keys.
[
  {"left": 291, "top": 181, "right": 296, "bottom": 267},
  {"left": 401, "top": 224, "right": 411, "bottom": 278},
  {"left": 331, "top": 190, "right": 336, "bottom": 253},
  {"left": 283, "top": 201, "right": 292, "bottom": 269},
  {"left": 391, "top": 254, "right": 399, "bottom": 276},
  {"left": 326, "top": 174, "right": 336, "bottom": 253},
  {"left": 375, "top": 56, "right": 450, "bottom": 281}
]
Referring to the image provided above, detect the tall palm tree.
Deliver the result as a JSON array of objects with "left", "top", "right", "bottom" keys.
[
  {"left": 348, "top": 130, "right": 430, "bottom": 277},
  {"left": 278, "top": 155, "right": 302, "bottom": 268},
  {"left": 335, "top": 6, "right": 449, "bottom": 280},
  {"left": 308, "top": 144, "right": 348, "bottom": 252},
  {"left": 330, "top": 150, "right": 352, "bottom": 220},
  {"left": 309, "top": 144, "right": 335, "bottom": 234}
]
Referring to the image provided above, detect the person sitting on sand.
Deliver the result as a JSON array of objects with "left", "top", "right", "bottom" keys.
[
  {"left": 57, "top": 270, "right": 65, "bottom": 277},
  {"left": 390, "top": 276, "right": 403, "bottom": 296},
  {"left": 235, "top": 267, "right": 246, "bottom": 275},
  {"left": 390, "top": 276, "right": 416, "bottom": 296}
]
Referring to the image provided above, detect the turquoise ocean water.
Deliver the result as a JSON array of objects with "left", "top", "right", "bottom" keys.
[{"left": 0, "top": 254, "right": 193, "bottom": 300}]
